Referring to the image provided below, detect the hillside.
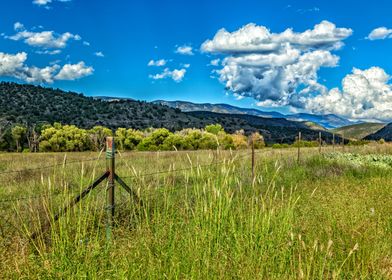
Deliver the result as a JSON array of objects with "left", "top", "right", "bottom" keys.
[
  {"left": 154, "top": 100, "right": 285, "bottom": 118},
  {"left": 0, "top": 82, "right": 200, "bottom": 131},
  {"left": 364, "top": 123, "right": 392, "bottom": 141},
  {"left": 154, "top": 100, "right": 356, "bottom": 129},
  {"left": 0, "top": 82, "right": 341, "bottom": 144},
  {"left": 286, "top": 113, "right": 357, "bottom": 129},
  {"left": 187, "top": 111, "right": 340, "bottom": 144},
  {"left": 332, "top": 123, "right": 386, "bottom": 140}
]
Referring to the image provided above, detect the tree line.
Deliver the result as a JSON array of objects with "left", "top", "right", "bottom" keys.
[{"left": 0, "top": 123, "right": 266, "bottom": 152}]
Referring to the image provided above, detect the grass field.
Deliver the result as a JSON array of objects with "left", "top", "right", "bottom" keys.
[{"left": 1, "top": 145, "right": 392, "bottom": 279}]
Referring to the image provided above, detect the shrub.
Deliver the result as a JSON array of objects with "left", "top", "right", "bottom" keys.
[{"left": 205, "top": 124, "right": 224, "bottom": 135}]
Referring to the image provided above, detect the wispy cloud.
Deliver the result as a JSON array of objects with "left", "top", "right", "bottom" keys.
[
  {"left": 147, "top": 59, "right": 167, "bottom": 67},
  {"left": 33, "top": 0, "right": 72, "bottom": 8},
  {"left": 175, "top": 45, "right": 194, "bottom": 55},
  {"left": 94, "top": 51, "right": 105, "bottom": 57}
]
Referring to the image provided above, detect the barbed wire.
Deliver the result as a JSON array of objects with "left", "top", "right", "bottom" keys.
[
  {"left": 0, "top": 156, "right": 104, "bottom": 176},
  {"left": 0, "top": 191, "right": 65, "bottom": 204},
  {"left": 117, "top": 150, "right": 261, "bottom": 179}
]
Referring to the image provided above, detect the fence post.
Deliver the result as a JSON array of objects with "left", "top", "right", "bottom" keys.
[
  {"left": 319, "top": 132, "right": 322, "bottom": 154},
  {"left": 297, "top": 132, "right": 301, "bottom": 164},
  {"left": 251, "top": 136, "right": 255, "bottom": 182},
  {"left": 106, "top": 136, "right": 115, "bottom": 241},
  {"left": 342, "top": 132, "right": 345, "bottom": 152},
  {"left": 332, "top": 133, "right": 335, "bottom": 152}
]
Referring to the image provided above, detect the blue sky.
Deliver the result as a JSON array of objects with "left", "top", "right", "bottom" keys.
[{"left": 1, "top": 0, "right": 392, "bottom": 121}]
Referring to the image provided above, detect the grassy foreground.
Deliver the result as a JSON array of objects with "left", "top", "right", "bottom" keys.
[{"left": 1, "top": 145, "right": 392, "bottom": 279}]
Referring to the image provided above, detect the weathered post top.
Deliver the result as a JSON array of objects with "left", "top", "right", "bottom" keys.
[{"left": 106, "top": 136, "right": 115, "bottom": 159}]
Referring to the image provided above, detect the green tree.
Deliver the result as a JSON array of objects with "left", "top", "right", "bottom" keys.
[
  {"left": 218, "top": 131, "right": 234, "bottom": 150},
  {"left": 205, "top": 124, "right": 224, "bottom": 135},
  {"left": 11, "top": 125, "right": 27, "bottom": 152},
  {"left": 40, "top": 123, "right": 92, "bottom": 152},
  {"left": 115, "top": 128, "right": 127, "bottom": 150},
  {"left": 124, "top": 129, "right": 143, "bottom": 150},
  {"left": 162, "top": 133, "right": 190, "bottom": 150},
  {"left": 199, "top": 132, "right": 218, "bottom": 150},
  {"left": 89, "top": 126, "right": 112, "bottom": 151}
]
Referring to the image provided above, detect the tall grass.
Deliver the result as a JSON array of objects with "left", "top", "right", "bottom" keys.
[{"left": 1, "top": 145, "right": 392, "bottom": 278}]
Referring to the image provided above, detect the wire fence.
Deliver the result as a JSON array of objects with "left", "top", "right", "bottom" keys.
[
  {"left": 0, "top": 140, "right": 380, "bottom": 206},
  {"left": 0, "top": 156, "right": 105, "bottom": 176},
  {"left": 0, "top": 149, "right": 265, "bottom": 205}
]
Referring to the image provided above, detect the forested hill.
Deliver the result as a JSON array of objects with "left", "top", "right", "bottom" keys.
[
  {"left": 0, "top": 82, "right": 200, "bottom": 130},
  {"left": 0, "top": 82, "right": 337, "bottom": 143}
]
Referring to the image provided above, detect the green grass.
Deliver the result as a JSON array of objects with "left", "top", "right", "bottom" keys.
[
  {"left": 331, "top": 123, "right": 386, "bottom": 140},
  {"left": 1, "top": 145, "right": 392, "bottom": 279}
]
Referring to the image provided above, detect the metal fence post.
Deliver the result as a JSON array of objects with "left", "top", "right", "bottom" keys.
[{"left": 106, "top": 136, "right": 115, "bottom": 241}]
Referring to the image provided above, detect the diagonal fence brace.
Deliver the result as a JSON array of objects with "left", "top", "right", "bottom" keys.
[{"left": 31, "top": 171, "right": 109, "bottom": 239}]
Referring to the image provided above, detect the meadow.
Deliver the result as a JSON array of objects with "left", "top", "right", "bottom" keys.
[{"left": 1, "top": 144, "right": 392, "bottom": 279}]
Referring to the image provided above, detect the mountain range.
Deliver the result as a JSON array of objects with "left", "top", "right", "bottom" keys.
[{"left": 153, "top": 100, "right": 359, "bottom": 129}]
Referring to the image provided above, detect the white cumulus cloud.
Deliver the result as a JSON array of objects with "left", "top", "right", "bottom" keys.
[
  {"left": 55, "top": 61, "right": 94, "bottom": 80},
  {"left": 149, "top": 68, "right": 186, "bottom": 82},
  {"left": 201, "top": 21, "right": 351, "bottom": 107},
  {"left": 175, "top": 45, "right": 194, "bottom": 55},
  {"left": 305, "top": 67, "right": 392, "bottom": 122},
  {"left": 0, "top": 52, "right": 93, "bottom": 83},
  {"left": 367, "top": 27, "right": 392, "bottom": 40},
  {"left": 7, "top": 22, "right": 81, "bottom": 49},
  {"left": 0, "top": 52, "right": 58, "bottom": 83}
]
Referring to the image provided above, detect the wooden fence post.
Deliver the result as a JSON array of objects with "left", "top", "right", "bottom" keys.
[
  {"left": 251, "top": 136, "right": 255, "bottom": 182},
  {"left": 297, "top": 132, "right": 301, "bottom": 164},
  {"left": 106, "top": 136, "right": 115, "bottom": 241},
  {"left": 332, "top": 133, "right": 335, "bottom": 152},
  {"left": 342, "top": 132, "right": 345, "bottom": 152},
  {"left": 319, "top": 132, "right": 322, "bottom": 154}
]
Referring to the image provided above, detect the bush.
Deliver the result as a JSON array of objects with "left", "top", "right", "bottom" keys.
[
  {"left": 292, "top": 140, "right": 318, "bottom": 148},
  {"left": 205, "top": 124, "right": 224, "bottom": 135}
]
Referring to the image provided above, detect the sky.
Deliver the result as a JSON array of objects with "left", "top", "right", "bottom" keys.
[{"left": 1, "top": 0, "right": 392, "bottom": 122}]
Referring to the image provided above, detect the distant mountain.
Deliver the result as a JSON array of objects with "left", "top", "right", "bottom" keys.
[
  {"left": 187, "top": 111, "right": 340, "bottom": 144},
  {"left": 154, "top": 100, "right": 285, "bottom": 118},
  {"left": 0, "top": 82, "right": 342, "bottom": 144},
  {"left": 286, "top": 113, "right": 359, "bottom": 129},
  {"left": 153, "top": 100, "right": 357, "bottom": 129},
  {"left": 364, "top": 123, "right": 392, "bottom": 141},
  {"left": 93, "top": 96, "right": 135, "bottom": 102},
  {"left": 332, "top": 123, "right": 386, "bottom": 140}
]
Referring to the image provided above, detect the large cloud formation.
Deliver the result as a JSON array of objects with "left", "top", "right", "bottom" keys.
[
  {"left": 0, "top": 52, "right": 93, "bottom": 83},
  {"left": 201, "top": 21, "right": 352, "bottom": 107},
  {"left": 305, "top": 67, "right": 392, "bottom": 122}
]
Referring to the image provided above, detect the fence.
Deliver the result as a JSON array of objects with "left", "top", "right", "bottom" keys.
[{"left": 0, "top": 131, "right": 367, "bottom": 241}]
